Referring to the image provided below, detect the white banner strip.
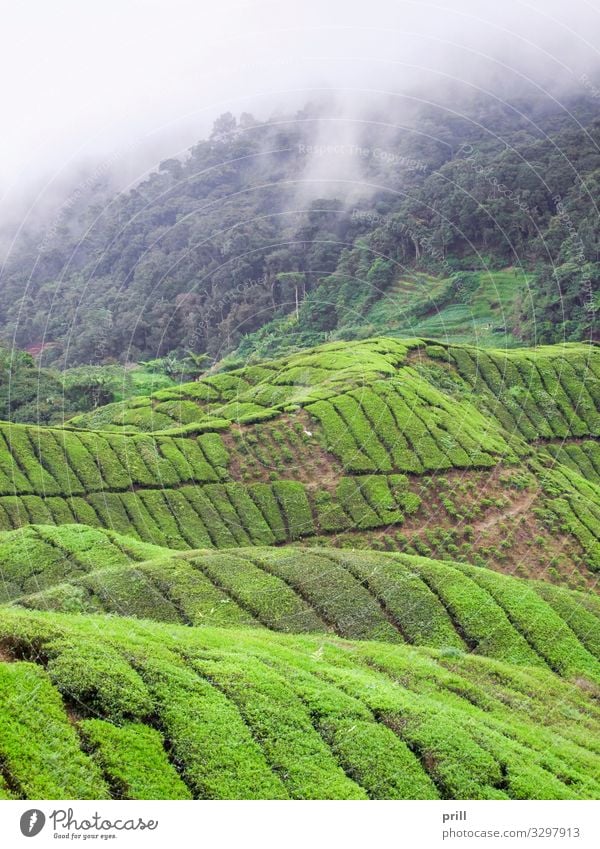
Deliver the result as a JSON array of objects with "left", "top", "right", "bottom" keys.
[{"left": 0, "top": 800, "right": 598, "bottom": 848}]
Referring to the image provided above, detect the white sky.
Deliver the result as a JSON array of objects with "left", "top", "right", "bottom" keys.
[{"left": 1, "top": 0, "right": 599, "bottom": 203}]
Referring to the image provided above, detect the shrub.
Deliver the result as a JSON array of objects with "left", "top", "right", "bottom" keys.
[
  {"left": 313, "top": 490, "right": 352, "bottom": 532},
  {"left": 457, "top": 562, "right": 600, "bottom": 680},
  {"left": 47, "top": 639, "right": 152, "bottom": 720},
  {"left": 248, "top": 484, "right": 287, "bottom": 542},
  {"left": 271, "top": 481, "right": 315, "bottom": 539},
  {"left": 305, "top": 401, "right": 374, "bottom": 472},
  {"left": 336, "top": 478, "right": 382, "bottom": 530},
  {"left": 180, "top": 486, "right": 237, "bottom": 548},
  {"left": 401, "top": 555, "right": 541, "bottom": 667},
  {"left": 191, "top": 552, "right": 324, "bottom": 632},
  {"left": 79, "top": 720, "right": 192, "bottom": 799},
  {"left": 332, "top": 394, "right": 392, "bottom": 471},
  {"left": 225, "top": 483, "right": 275, "bottom": 545},
  {"left": 247, "top": 549, "right": 401, "bottom": 643},
  {"left": 0, "top": 661, "right": 108, "bottom": 798},
  {"left": 198, "top": 433, "right": 230, "bottom": 474},
  {"left": 138, "top": 657, "right": 288, "bottom": 799},
  {"left": 203, "top": 485, "right": 251, "bottom": 546}
]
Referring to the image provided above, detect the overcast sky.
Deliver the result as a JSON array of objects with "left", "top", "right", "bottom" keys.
[{"left": 2, "top": 0, "right": 599, "bottom": 212}]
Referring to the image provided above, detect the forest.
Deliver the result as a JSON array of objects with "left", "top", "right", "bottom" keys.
[{"left": 1, "top": 92, "right": 598, "bottom": 374}]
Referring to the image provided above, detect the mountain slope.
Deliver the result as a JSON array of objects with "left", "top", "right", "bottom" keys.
[
  {"left": 0, "top": 606, "right": 599, "bottom": 800},
  {"left": 0, "top": 337, "right": 597, "bottom": 586},
  {"left": 2, "top": 95, "right": 599, "bottom": 366},
  {"left": 0, "top": 334, "right": 599, "bottom": 800},
  {"left": 5, "top": 528, "right": 599, "bottom": 680}
]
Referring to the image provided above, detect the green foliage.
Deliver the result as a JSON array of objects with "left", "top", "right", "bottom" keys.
[
  {"left": 0, "top": 661, "right": 108, "bottom": 798},
  {"left": 47, "top": 639, "right": 152, "bottom": 721},
  {"left": 248, "top": 483, "right": 288, "bottom": 542},
  {"left": 313, "top": 489, "right": 352, "bottom": 532},
  {"left": 0, "top": 607, "right": 597, "bottom": 799},
  {"left": 0, "top": 331, "right": 600, "bottom": 801},
  {"left": 189, "top": 552, "right": 325, "bottom": 633},
  {"left": 321, "top": 718, "right": 438, "bottom": 799},
  {"left": 246, "top": 549, "right": 403, "bottom": 643},
  {"left": 306, "top": 400, "right": 375, "bottom": 471},
  {"left": 191, "top": 653, "right": 366, "bottom": 799},
  {"left": 336, "top": 478, "right": 383, "bottom": 529},
  {"left": 225, "top": 483, "right": 275, "bottom": 545},
  {"left": 140, "top": 656, "right": 288, "bottom": 799},
  {"left": 11, "top": 530, "right": 599, "bottom": 680},
  {"left": 271, "top": 481, "right": 315, "bottom": 539},
  {"left": 325, "top": 550, "right": 465, "bottom": 649},
  {"left": 79, "top": 720, "right": 192, "bottom": 800},
  {"left": 142, "top": 557, "right": 257, "bottom": 627},
  {"left": 198, "top": 433, "right": 229, "bottom": 473},
  {"left": 407, "top": 557, "right": 542, "bottom": 666},
  {"left": 456, "top": 563, "right": 600, "bottom": 679}
]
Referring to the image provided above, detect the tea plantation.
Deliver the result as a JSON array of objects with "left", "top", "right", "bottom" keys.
[
  {"left": 0, "top": 603, "right": 599, "bottom": 800},
  {"left": 0, "top": 337, "right": 599, "bottom": 798}
]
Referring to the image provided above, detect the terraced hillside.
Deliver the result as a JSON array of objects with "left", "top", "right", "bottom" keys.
[
  {"left": 0, "top": 337, "right": 597, "bottom": 586},
  {"left": 0, "top": 601, "right": 599, "bottom": 800},
  {"left": 4, "top": 529, "right": 599, "bottom": 680},
  {"left": 0, "top": 336, "right": 599, "bottom": 799},
  {"left": 367, "top": 268, "right": 529, "bottom": 346},
  {"left": 263, "top": 267, "right": 530, "bottom": 353}
]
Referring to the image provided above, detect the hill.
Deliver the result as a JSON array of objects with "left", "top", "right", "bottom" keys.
[
  {"left": 4, "top": 527, "right": 599, "bottom": 678},
  {"left": 0, "top": 335, "right": 599, "bottom": 799},
  {"left": 0, "top": 603, "right": 599, "bottom": 800},
  {"left": 0, "top": 337, "right": 596, "bottom": 587},
  {"left": 1, "top": 94, "right": 599, "bottom": 367},
  {"left": 234, "top": 267, "right": 533, "bottom": 360}
]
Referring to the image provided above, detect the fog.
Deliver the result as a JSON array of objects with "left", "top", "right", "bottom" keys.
[{"left": 2, "top": 0, "right": 600, "bottom": 246}]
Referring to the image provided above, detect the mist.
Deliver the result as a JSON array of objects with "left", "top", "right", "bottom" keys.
[{"left": 2, "top": 0, "right": 600, "bottom": 254}]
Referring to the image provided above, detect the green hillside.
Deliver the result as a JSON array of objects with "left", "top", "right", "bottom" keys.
[
  {"left": 0, "top": 336, "right": 599, "bottom": 799},
  {"left": 0, "top": 604, "right": 599, "bottom": 800},
  {"left": 240, "top": 268, "right": 530, "bottom": 358},
  {"left": 5, "top": 529, "right": 599, "bottom": 678},
  {"left": 3, "top": 96, "right": 600, "bottom": 366},
  {"left": 0, "top": 337, "right": 596, "bottom": 585}
]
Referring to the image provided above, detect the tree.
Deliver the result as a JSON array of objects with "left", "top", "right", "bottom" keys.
[{"left": 211, "top": 112, "right": 237, "bottom": 142}]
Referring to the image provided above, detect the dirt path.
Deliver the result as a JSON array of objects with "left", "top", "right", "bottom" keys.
[{"left": 472, "top": 489, "right": 539, "bottom": 533}]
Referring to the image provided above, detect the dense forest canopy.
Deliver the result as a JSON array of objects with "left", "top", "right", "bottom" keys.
[{"left": 1, "top": 92, "right": 599, "bottom": 369}]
